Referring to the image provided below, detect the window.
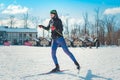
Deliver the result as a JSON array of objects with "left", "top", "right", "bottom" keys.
[
  {"left": 24, "top": 34, "right": 26, "bottom": 38},
  {"left": 29, "top": 34, "right": 32, "bottom": 37},
  {"left": 19, "top": 33, "right": 22, "bottom": 38}
]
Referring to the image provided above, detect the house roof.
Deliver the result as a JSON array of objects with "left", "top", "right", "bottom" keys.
[{"left": 0, "top": 26, "right": 37, "bottom": 33}]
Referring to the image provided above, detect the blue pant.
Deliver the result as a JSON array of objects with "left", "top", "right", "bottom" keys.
[{"left": 51, "top": 37, "right": 77, "bottom": 65}]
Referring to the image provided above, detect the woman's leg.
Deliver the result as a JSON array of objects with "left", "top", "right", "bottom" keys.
[
  {"left": 57, "top": 37, "right": 80, "bottom": 70},
  {"left": 51, "top": 39, "right": 58, "bottom": 65},
  {"left": 57, "top": 37, "right": 77, "bottom": 63},
  {"left": 51, "top": 39, "right": 60, "bottom": 72}
]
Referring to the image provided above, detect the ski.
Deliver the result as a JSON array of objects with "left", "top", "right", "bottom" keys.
[
  {"left": 38, "top": 69, "right": 69, "bottom": 75},
  {"left": 22, "top": 70, "right": 68, "bottom": 79}
]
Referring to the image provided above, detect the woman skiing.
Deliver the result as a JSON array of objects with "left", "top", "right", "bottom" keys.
[{"left": 39, "top": 10, "right": 80, "bottom": 72}]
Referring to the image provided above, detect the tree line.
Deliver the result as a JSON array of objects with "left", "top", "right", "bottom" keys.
[{"left": 0, "top": 8, "right": 120, "bottom": 45}]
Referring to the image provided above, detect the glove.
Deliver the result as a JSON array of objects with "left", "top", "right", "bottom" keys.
[
  {"left": 38, "top": 25, "right": 43, "bottom": 28},
  {"left": 51, "top": 26, "right": 56, "bottom": 31}
]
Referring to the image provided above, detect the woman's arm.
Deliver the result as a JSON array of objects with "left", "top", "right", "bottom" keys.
[{"left": 42, "top": 24, "right": 50, "bottom": 31}]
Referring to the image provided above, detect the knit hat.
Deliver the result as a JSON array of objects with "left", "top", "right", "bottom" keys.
[{"left": 50, "top": 10, "right": 57, "bottom": 14}]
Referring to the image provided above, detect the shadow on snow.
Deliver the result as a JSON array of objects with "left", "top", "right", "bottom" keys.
[{"left": 21, "top": 69, "right": 112, "bottom": 80}]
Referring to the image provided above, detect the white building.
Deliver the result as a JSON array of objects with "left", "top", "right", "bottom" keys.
[{"left": 0, "top": 26, "right": 37, "bottom": 45}]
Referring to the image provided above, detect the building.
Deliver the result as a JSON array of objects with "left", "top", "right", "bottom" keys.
[
  {"left": 73, "top": 38, "right": 83, "bottom": 47},
  {"left": 0, "top": 26, "right": 37, "bottom": 45}
]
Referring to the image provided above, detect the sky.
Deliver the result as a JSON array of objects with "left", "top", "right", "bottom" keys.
[
  {"left": 0, "top": 0, "right": 120, "bottom": 28},
  {"left": 0, "top": 0, "right": 120, "bottom": 37},
  {"left": 0, "top": 0, "right": 120, "bottom": 18}
]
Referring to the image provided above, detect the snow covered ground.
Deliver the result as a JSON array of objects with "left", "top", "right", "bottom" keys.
[{"left": 0, "top": 46, "right": 120, "bottom": 80}]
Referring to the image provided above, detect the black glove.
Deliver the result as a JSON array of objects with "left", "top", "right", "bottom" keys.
[{"left": 38, "top": 25, "right": 43, "bottom": 28}]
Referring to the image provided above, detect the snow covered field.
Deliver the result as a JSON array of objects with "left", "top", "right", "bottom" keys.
[{"left": 0, "top": 46, "right": 120, "bottom": 80}]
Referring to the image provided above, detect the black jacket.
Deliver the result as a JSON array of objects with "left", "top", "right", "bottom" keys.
[{"left": 43, "top": 17, "right": 63, "bottom": 39}]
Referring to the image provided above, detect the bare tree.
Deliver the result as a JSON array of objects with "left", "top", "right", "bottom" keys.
[
  {"left": 104, "top": 15, "right": 116, "bottom": 45},
  {"left": 70, "top": 23, "right": 81, "bottom": 39},
  {"left": 90, "top": 23, "right": 95, "bottom": 37},
  {"left": 0, "top": 20, "right": 3, "bottom": 26},
  {"left": 31, "top": 16, "right": 41, "bottom": 29},
  {"left": 94, "top": 8, "right": 100, "bottom": 38},
  {"left": 63, "top": 14, "right": 70, "bottom": 38},
  {"left": 78, "top": 24, "right": 81, "bottom": 37},
  {"left": 40, "top": 19, "right": 45, "bottom": 38},
  {"left": 9, "top": 15, "right": 15, "bottom": 28},
  {"left": 71, "top": 28, "right": 77, "bottom": 39},
  {"left": 83, "top": 12, "right": 89, "bottom": 35},
  {"left": 23, "top": 12, "right": 29, "bottom": 28},
  {"left": 98, "top": 20, "right": 105, "bottom": 45},
  {"left": 64, "top": 17, "right": 69, "bottom": 38}
]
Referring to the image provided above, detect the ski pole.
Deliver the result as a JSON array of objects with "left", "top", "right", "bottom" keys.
[
  {"left": 54, "top": 30, "right": 63, "bottom": 37},
  {"left": 54, "top": 29, "right": 71, "bottom": 42}
]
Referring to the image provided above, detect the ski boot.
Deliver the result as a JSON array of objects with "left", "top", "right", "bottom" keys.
[
  {"left": 75, "top": 62, "right": 80, "bottom": 70},
  {"left": 50, "top": 64, "right": 60, "bottom": 73}
]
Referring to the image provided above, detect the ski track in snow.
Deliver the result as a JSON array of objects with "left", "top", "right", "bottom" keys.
[{"left": 0, "top": 46, "right": 120, "bottom": 80}]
